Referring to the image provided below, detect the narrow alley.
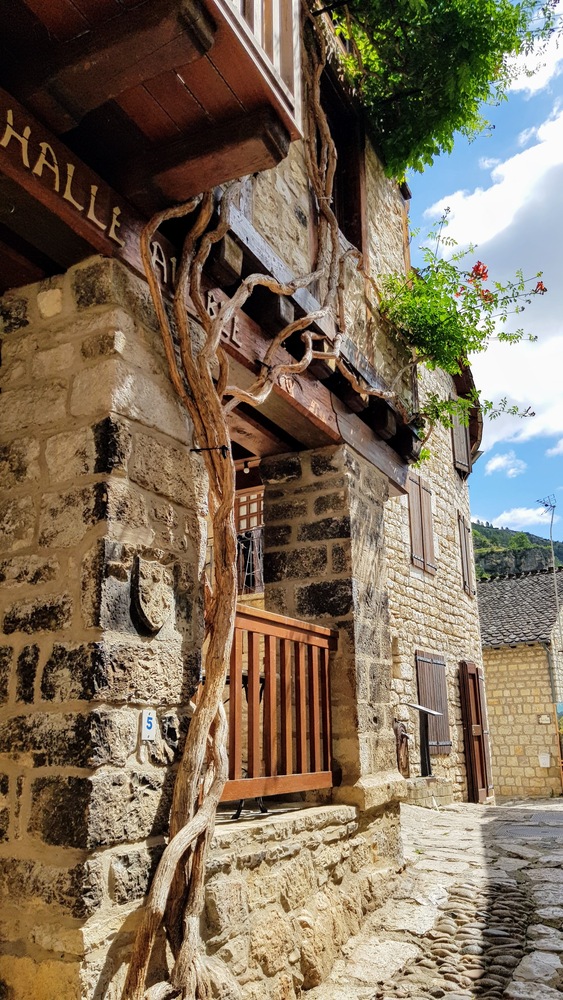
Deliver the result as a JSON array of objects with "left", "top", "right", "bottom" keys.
[{"left": 308, "top": 801, "right": 563, "bottom": 1000}]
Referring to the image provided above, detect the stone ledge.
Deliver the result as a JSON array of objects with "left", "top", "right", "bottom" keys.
[{"left": 333, "top": 771, "right": 407, "bottom": 813}]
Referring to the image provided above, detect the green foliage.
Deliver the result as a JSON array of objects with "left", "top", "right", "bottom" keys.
[
  {"left": 508, "top": 531, "right": 533, "bottom": 550},
  {"left": 471, "top": 522, "right": 563, "bottom": 577},
  {"left": 335, "top": 0, "right": 556, "bottom": 176},
  {"left": 379, "top": 215, "right": 545, "bottom": 376}
]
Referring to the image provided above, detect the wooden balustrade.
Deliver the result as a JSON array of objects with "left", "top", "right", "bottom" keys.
[
  {"left": 224, "top": 0, "right": 301, "bottom": 130},
  {"left": 220, "top": 604, "right": 337, "bottom": 801}
]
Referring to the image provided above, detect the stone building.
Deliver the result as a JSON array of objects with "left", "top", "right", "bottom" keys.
[
  {"left": 0, "top": 3, "right": 488, "bottom": 998},
  {"left": 385, "top": 366, "right": 492, "bottom": 807},
  {"left": 478, "top": 569, "right": 563, "bottom": 800}
]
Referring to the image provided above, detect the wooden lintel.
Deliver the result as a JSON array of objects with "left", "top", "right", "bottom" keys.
[
  {"left": 7, "top": 0, "right": 216, "bottom": 134},
  {"left": 0, "top": 86, "right": 177, "bottom": 289},
  {"left": 228, "top": 409, "right": 294, "bottom": 458},
  {"left": 125, "top": 109, "right": 290, "bottom": 207},
  {"left": 200, "top": 285, "right": 340, "bottom": 448}
]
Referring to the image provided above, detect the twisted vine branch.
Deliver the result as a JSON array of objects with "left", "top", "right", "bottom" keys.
[{"left": 120, "top": 14, "right": 417, "bottom": 1000}]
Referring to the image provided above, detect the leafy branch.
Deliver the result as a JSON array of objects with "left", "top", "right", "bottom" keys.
[{"left": 327, "top": 0, "right": 559, "bottom": 175}]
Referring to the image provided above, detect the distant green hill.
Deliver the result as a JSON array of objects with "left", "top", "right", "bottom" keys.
[{"left": 472, "top": 522, "right": 563, "bottom": 579}]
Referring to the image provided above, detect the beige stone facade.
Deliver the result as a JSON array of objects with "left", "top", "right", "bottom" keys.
[
  {"left": 483, "top": 644, "right": 562, "bottom": 799},
  {"left": 384, "top": 369, "right": 485, "bottom": 801},
  {"left": 0, "top": 41, "right": 486, "bottom": 1000}
]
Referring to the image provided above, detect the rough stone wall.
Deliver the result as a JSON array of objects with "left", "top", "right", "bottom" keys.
[
  {"left": 247, "top": 72, "right": 414, "bottom": 411},
  {"left": 483, "top": 644, "right": 562, "bottom": 799},
  {"left": 0, "top": 257, "right": 206, "bottom": 999},
  {"left": 550, "top": 608, "right": 563, "bottom": 704},
  {"left": 384, "top": 368, "right": 485, "bottom": 799},
  {"left": 261, "top": 445, "right": 405, "bottom": 813},
  {"left": 201, "top": 803, "right": 400, "bottom": 1000}
]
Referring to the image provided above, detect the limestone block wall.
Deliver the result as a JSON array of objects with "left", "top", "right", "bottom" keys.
[
  {"left": 0, "top": 257, "right": 206, "bottom": 999},
  {"left": 483, "top": 644, "right": 562, "bottom": 799},
  {"left": 261, "top": 445, "right": 404, "bottom": 814},
  {"left": 384, "top": 369, "right": 484, "bottom": 798},
  {"left": 201, "top": 803, "right": 401, "bottom": 1000}
]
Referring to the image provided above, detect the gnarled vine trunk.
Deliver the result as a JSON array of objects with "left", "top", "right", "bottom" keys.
[{"left": 120, "top": 13, "right": 414, "bottom": 999}]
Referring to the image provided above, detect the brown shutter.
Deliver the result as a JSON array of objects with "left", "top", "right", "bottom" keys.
[
  {"left": 409, "top": 475, "right": 436, "bottom": 573},
  {"left": 416, "top": 650, "right": 452, "bottom": 755},
  {"left": 408, "top": 475, "right": 425, "bottom": 569},
  {"left": 420, "top": 481, "right": 437, "bottom": 575},
  {"left": 477, "top": 666, "right": 494, "bottom": 795},
  {"left": 451, "top": 399, "right": 472, "bottom": 477},
  {"left": 458, "top": 513, "right": 474, "bottom": 595}
]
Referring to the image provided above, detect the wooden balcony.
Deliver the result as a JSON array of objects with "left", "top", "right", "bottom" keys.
[
  {"left": 219, "top": 605, "right": 337, "bottom": 802},
  {"left": 2, "top": 0, "right": 302, "bottom": 211}
]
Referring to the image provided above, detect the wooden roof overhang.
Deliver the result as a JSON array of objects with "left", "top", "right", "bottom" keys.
[
  {"left": 0, "top": 3, "right": 415, "bottom": 494},
  {"left": 1, "top": 0, "right": 301, "bottom": 215}
]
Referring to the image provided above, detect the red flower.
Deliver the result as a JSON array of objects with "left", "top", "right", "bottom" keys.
[
  {"left": 534, "top": 280, "right": 547, "bottom": 294},
  {"left": 470, "top": 261, "right": 489, "bottom": 281},
  {"left": 480, "top": 288, "right": 494, "bottom": 304}
]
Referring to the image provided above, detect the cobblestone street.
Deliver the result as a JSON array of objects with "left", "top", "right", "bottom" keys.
[{"left": 308, "top": 800, "right": 563, "bottom": 999}]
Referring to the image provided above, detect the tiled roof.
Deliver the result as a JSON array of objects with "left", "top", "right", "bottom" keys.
[{"left": 477, "top": 568, "right": 563, "bottom": 647}]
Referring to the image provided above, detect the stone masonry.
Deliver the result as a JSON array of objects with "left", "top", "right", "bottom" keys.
[
  {"left": 0, "top": 257, "right": 206, "bottom": 999},
  {"left": 261, "top": 445, "right": 405, "bottom": 814},
  {"left": 484, "top": 645, "right": 561, "bottom": 799},
  {"left": 384, "top": 368, "right": 485, "bottom": 800}
]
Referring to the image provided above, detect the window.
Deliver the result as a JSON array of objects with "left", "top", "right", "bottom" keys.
[
  {"left": 451, "top": 398, "right": 472, "bottom": 478},
  {"left": 321, "top": 73, "right": 366, "bottom": 252},
  {"left": 415, "top": 650, "right": 452, "bottom": 756},
  {"left": 458, "top": 512, "right": 475, "bottom": 596},
  {"left": 407, "top": 474, "right": 436, "bottom": 575},
  {"left": 235, "top": 489, "right": 264, "bottom": 595}
]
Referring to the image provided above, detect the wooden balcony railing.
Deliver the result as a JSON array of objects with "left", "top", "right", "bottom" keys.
[
  {"left": 220, "top": 604, "right": 337, "bottom": 801},
  {"left": 211, "top": 0, "right": 302, "bottom": 137}
]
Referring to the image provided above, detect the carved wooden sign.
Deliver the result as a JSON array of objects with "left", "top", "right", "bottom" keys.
[{"left": 0, "top": 86, "right": 177, "bottom": 290}]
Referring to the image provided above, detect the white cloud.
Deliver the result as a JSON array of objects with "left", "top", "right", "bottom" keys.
[
  {"left": 547, "top": 439, "right": 563, "bottom": 457},
  {"left": 424, "top": 107, "right": 563, "bottom": 247},
  {"left": 485, "top": 451, "right": 527, "bottom": 477},
  {"left": 508, "top": 29, "right": 563, "bottom": 96},
  {"left": 518, "top": 125, "right": 537, "bottom": 147},
  {"left": 479, "top": 156, "right": 501, "bottom": 169},
  {"left": 492, "top": 506, "right": 560, "bottom": 529}
]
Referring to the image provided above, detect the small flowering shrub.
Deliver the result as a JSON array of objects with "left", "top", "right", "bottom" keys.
[
  {"left": 378, "top": 214, "right": 547, "bottom": 435},
  {"left": 379, "top": 218, "right": 546, "bottom": 376}
]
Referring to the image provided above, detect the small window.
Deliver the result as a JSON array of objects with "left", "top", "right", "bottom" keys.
[
  {"left": 458, "top": 512, "right": 475, "bottom": 596},
  {"left": 321, "top": 73, "right": 366, "bottom": 252},
  {"left": 415, "top": 650, "right": 452, "bottom": 756},
  {"left": 408, "top": 474, "right": 436, "bottom": 575},
  {"left": 451, "top": 398, "right": 472, "bottom": 478},
  {"left": 236, "top": 489, "right": 264, "bottom": 594}
]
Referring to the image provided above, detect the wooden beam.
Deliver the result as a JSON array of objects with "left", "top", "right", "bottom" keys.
[
  {"left": 124, "top": 109, "right": 290, "bottom": 207},
  {"left": 0, "top": 86, "right": 177, "bottom": 290},
  {"left": 228, "top": 409, "right": 296, "bottom": 458},
  {"left": 6, "top": 0, "right": 216, "bottom": 133}
]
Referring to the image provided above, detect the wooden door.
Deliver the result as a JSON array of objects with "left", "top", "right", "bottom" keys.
[{"left": 459, "top": 660, "right": 494, "bottom": 803}]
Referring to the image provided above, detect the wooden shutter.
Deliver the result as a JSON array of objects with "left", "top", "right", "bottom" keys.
[
  {"left": 459, "top": 660, "right": 494, "bottom": 800},
  {"left": 408, "top": 475, "right": 424, "bottom": 569},
  {"left": 477, "top": 665, "right": 494, "bottom": 796},
  {"left": 458, "top": 513, "right": 474, "bottom": 596},
  {"left": 451, "top": 400, "right": 472, "bottom": 477},
  {"left": 408, "top": 475, "right": 436, "bottom": 574},
  {"left": 420, "top": 481, "right": 436, "bottom": 575},
  {"left": 416, "top": 650, "right": 452, "bottom": 755}
]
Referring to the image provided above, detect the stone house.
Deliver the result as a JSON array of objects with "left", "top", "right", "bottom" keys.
[
  {"left": 478, "top": 569, "right": 563, "bottom": 800},
  {"left": 0, "top": 3, "right": 488, "bottom": 998}
]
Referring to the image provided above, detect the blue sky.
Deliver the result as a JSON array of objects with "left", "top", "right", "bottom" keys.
[{"left": 406, "top": 27, "right": 563, "bottom": 541}]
